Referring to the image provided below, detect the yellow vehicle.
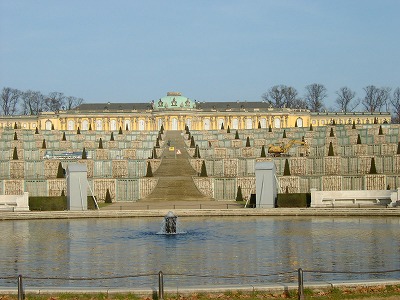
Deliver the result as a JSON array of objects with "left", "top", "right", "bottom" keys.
[{"left": 268, "top": 139, "right": 309, "bottom": 157}]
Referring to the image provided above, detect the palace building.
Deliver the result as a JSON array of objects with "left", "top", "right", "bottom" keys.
[{"left": 0, "top": 92, "right": 392, "bottom": 131}]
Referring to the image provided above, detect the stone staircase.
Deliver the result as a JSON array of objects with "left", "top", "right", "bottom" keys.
[{"left": 141, "top": 131, "right": 212, "bottom": 202}]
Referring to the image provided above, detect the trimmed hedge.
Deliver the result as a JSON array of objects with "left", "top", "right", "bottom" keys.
[
  {"left": 29, "top": 196, "right": 97, "bottom": 211},
  {"left": 276, "top": 193, "right": 310, "bottom": 208}
]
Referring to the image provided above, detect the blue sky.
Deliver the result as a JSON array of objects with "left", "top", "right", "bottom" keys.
[{"left": 1, "top": 0, "right": 399, "bottom": 109}]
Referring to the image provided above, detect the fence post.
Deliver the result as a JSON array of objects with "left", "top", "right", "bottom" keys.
[
  {"left": 18, "top": 274, "right": 24, "bottom": 300},
  {"left": 298, "top": 268, "right": 304, "bottom": 300},
  {"left": 158, "top": 271, "right": 164, "bottom": 300}
]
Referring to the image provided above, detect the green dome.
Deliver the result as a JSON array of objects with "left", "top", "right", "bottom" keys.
[{"left": 152, "top": 92, "right": 196, "bottom": 110}]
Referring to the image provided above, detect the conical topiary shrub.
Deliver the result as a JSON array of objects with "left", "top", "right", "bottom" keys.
[
  {"left": 378, "top": 125, "right": 383, "bottom": 135},
  {"left": 283, "top": 159, "right": 291, "bottom": 176},
  {"left": 81, "top": 147, "right": 87, "bottom": 159},
  {"left": 328, "top": 142, "right": 334, "bottom": 156},
  {"left": 13, "top": 132, "right": 17, "bottom": 140},
  {"left": 110, "top": 132, "right": 114, "bottom": 141},
  {"left": 89, "top": 123, "right": 92, "bottom": 131},
  {"left": 155, "top": 137, "right": 160, "bottom": 148},
  {"left": 235, "top": 130, "right": 239, "bottom": 139},
  {"left": 309, "top": 123, "right": 313, "bottom": 131},
  {"left": 105, "top": 189, "right": 112, "bottom": 203},
  {"left": 258, "top": 121, "right": 261, "bottom": 129},
  {"left": 397, "top": 142, "right": 400, "bottom": 155},
  {"left": 77, "top": 127, "right": 81, "bottom": 134},
  {"left": 153, "top": 147, "right": 158, "bottom": 159},
  {"left": 185, "top": 125, "right": 190, "bottom": 134},
  {"left": 126, "top": 123, "right": 129, "bottom": 131},
  {"left": 295, "top": 121, "right": 298, "bottom": 127},
  {"left": 236, "top": 186, "right": 244, "bottom": 202},
  {"left": 246, "top": 137, "right": 251, "bottom": 147},
  {"left": 188, "top": 132, "right": 191, "bottom": 140},
  {"left": 62, "top": 132, "right": 66, "bottom": 141},
  {"left": 260, "top": 145, "right": 266, "bottom": 157},
  {"left": 227, "top": 126, "right": 230, "bottom": 134},
  {"left": 283, "top": 130, "right": 287, "bottom": 138},
  {"left": 51, "top": 124, "right": 55, "bottom": 130},
  {"left": 42, "top": 139, "right": 46, "bottom": 149},
  {"left": 14, "top": 122, "right": 17, "bottom": 129},
  {"left": 35, "top": 127, "right": 39, "bottom": 134},
  {"left": 200, "top": 160, "right": 208, "bottom": 177},
  {"left": 220, "top": 122, "right": 224, "bottom": 130},
  {"left": 118, "top": 126, "right": 122, "bottom": 134},
  {"left": 98, "top": 138, "right": 103, "bottom": 149},
  {"left": 357, "top": 134, "right": 362, "bottom": 144},
  {"left": 352, "top": 121, "right": 356, "bottom": 129},
  {"left": 190, "top": 136, "right": 195, "bottom": 148},
  {"left": 61, "top": 189, "right": 65, "bottom": 197},
  {"left": 268, "top": 124, "right": 272, "bottom": 132},
  {"left": 145, "top": 161, "right": 153, "bottom": 177},
  {"left": 160, "top": 124, "right": 164, "bottom": 134},
  {"left": 158, "top": 132, "right": 162, "bottom": 141},
  {"left": 329, "top": 127, "right": 334, "bottom": 137},
  {"left": 369, "top": 157, "right": 378, "bottom": 174},
  {"left": 56, "top": 162, "right": 64, "bottom": 178},
  {"left": 12, "top": 147, "right": 18, "bottom": 160}
]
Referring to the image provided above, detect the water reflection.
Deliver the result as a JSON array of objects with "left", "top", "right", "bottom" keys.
[{"left": 0, "top": 216, "right": 399, "bottom": 287}]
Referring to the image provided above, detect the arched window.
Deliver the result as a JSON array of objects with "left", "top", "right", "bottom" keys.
[
  {"left": 67, "top": 120, "right": 75, "bottom": 131},
  {"left": 218, "top": 118, "right": 224, "bottom": 129},
  {"left": 82, "top": 120, "right": 89, "bottom": 130},
  {"left": 185, "top": 118, "right": 192, "bottom": 130},
  {"left": 138, "top": 119, "right": 145, "bottom": 131},
  {"left": 246, "top": 118, "right": 253, "bottom": 129},
  {"left": 95, "top": 119, "right": 103, "bottom": 131},
  {"left": 232, "top": 118, "right": 239, "bottom": 129},
  {"left": 45, "top": 120, "right": 52, "bottom": 130},
  {"left": 260, "top": 118, "right": 267, "bottom": 129},
  {"left": 110, "top": 120, "right": 117, "bottom": 131},
  {"left": 296, "top": 118, "right": 303, "bottom": 127},
  {"left": 124, "top": 120, "right": 131, "bottom": 130},
  {"left": 274, "top": 118, "right": 281, "bottom": 128},
  {"left": 171, "top": 118, "right": 178, "bottom": 130},
  {"left": 203, "top": 119, "right": 211, "bottom": 130}
]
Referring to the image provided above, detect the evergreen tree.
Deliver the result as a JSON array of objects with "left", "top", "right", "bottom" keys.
[
  {"left": 235, "top": 130, "right": 239, "bottom": 139},
  {"left": 158, "top": 132, "right": 162, "bottom": 141},
  {"left": 378, "top": 125, "right": 383, "bottom": 135},
  {"left": 258, "top": 121, "right": 261, "bottom": 129},
  {"left": 260, "top": 145, "right": 266, "bottom": 157},
  {"left": 12, "top": 147, "right": 18, "bottom": 160},
  {"left": 352, "top": 121, "right": 356, "bottom": 129},
  {"left": 200, "top": 160, "right": 208, "bottom": 177},
  {"left": 236, "top": 186, "right": 244, "bottom": 201},
  {"left": 369, "top": 157, "right": 378, "bottom": 174},
  {"left": 61, "top": 189, "right": 65, "bottom": 197},
  {"left": 77, "top": 127, "right": 81, "bottom": 134},
  {"left": 268, "top": 124, "right": 272, "bottom": 132},
  {"left": 81, "top": 147, "right": 87, "bottom": 159},
  {"left": 328, "top": 142, "right": 334, "bottom": 156},
  {"left": 42, "top": 139, "right": 46, "bottom": 149},
  {"left": 98, "top": 138, "right": 103, "bottom": 149},
  {"left": 14, "top": 122, "right": 17, "bottom": 129},
  {"left": 329, "top": 127, "right": 334, "bottom": 137},
  {"left": 283, "top": 159, "right": 291, "bottom": 176},
  {"left": 190, "top": 136, "right": 195, "bottom": 148},
  {"left": 220, "top": 122, "right": 224, "bottom": 130},
  {"left": 155, "top": 137, "right": 160, "bottom": 148},
  {"left": 35, "top": 127, "right": 39, "bottom": 134},
  {"left": 188, "top": 132, "right": 191, "bottom": 140},
  {"left": 160, "top": 124, "right": 164, "bottom": 134},
  {"left": 145, "top": 161, "right": 153, "bottom": 177},
  {"left": 397, "top": 142, "right": 400, "bottom": 155},
  {"left": 185, "top": 125, "right": 190, "bottom": 134},
  {"left": 309, "top": 123, "right": 313, "bottom": 131},
  {"left": 118, "top": 126, "right": 123, "bottom": 134},
  {"left": 153, "top": 147, "right": 157, "bottom": 159},
  {"left": 13, "top": 132, "right": 17, "bottom": 140},
  {"left": 193, "top": 145, "right": 199, "bottom": 158},
  {"left": 227, "top": 126, "right": 230, "bottom": 133},
  {"left": 126, "top": 123, "right": 129, "bottom": 131},
  {"left": 105, "top": 189, "right": 112, "bottom": 203},
  {"left": 62, "top": 132, "right": 66, "bottom": 141},
  {"left": 283, "top": 130, "right": 287, "bottom": 138},
  {"left": 110, "top": 132, "right": 114, "bottom": 141},
  {"left": 246, "top": 137, "right": 251, "bottom": 147},
  {"left": 56, "top": 162, "right": 65, "bottom": 178},
  {"left": 357, "top": 134, "right": 362, "bottom": 144},
  {"left": 51, "top": 124, "right": 54, "bottom": 130},
  {"left": 89, "top": 123, "right": 92, "bottom": 131}
]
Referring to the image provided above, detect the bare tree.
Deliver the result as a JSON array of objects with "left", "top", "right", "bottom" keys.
[
  {"left": 21, "top": 90, "right": 45, "bottom": 115},
  {"left": 362, "top": 85, "right": 391, "bottom": 113},
  {"left": 304, "top": 83, "right": 327, "bottom": 112},
  {"left": 65, "top": 96, "right": 84, "bottom": 110},
  {"left": 335, "top": 87, "right": 358, "bottom": 112},
  {"left": 262, "top": 85, "right": 286, "bottom": 108},
  {"left": 1, "top": 87, "right": 21, "bottom": 115},
  {"left": 391, "top": 87, "right": 400, "bottom": 123},
  {"left": 45, "top": 92, "right": 65, "bottom": 113}
]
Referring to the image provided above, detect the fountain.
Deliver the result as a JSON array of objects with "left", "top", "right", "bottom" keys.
[{"left": 163, "top": 211, "right": 177, "bottom": 234}]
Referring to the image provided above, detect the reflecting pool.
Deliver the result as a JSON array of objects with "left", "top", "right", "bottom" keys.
[{"left": 0, "top": 216, "right": 400, "bottom": 288}]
